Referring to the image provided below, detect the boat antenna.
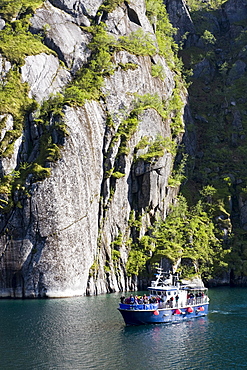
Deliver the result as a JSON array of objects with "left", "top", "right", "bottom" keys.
[{"left": 153, "top": 266, "right": 171, "bottom": 287}]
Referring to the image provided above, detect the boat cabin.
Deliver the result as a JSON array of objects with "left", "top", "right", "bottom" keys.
[
  {"left": 148, "top": 285, "right": 187, "bottom": 308},
  {"left": 147, "top": 285, "right": 208, "bottom": 308}
]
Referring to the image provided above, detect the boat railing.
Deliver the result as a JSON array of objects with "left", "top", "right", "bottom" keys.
[
  {"left": 157, "top": 301, "right": 175, "bottom": 308},
  {"left": 119, "top": 303, "right": 159, "bottom": 310},
  {"left": 186, "top": 297, "right": 208, "bottom": 305}
]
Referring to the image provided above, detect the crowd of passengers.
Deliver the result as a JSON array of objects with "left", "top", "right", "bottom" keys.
[
  {"left": 120, "top": 294, "right": 178, "bottom": 308},
  {"left": 187, "top": 292, "right": 205, "bottom": 304},
  {"left": 120, "top": 291, "right": 206, "bottom": 307},
  {"left": 121, "top": 294, "right": 161, "bottom": 305}
]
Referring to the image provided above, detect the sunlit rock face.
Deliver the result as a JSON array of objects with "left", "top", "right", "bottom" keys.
[
  {"left": 0, "top": 0, "right": 187, "bottom": 297},
  {"left": 49, "top": 0, "right": 104, "bottom": 17},
  {"left": 21, "top": 53, "right": 71, "bottom": 103},
  {"left": 30, "top": 1, "right": 92, "bottom": 73},
  {"left": 0, "top": 102, "right": 106, "bottom": 298}
]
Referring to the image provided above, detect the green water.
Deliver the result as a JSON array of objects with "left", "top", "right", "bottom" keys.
[{"left": 0, "top": 287, "right": 246, "bottom": 369}]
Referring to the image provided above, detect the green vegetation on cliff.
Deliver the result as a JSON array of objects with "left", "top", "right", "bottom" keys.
[
  {"left": 151, "top": 196, "right": 229, "bottom": 279},
  {"left": 0, "top": 0, "right": 43, "bottom": 20},
  {"left": 64, "top": 24, "right": 116, "bottom": 105},
  {"left": 0, "top": 0, "right": 51, "bottom": 165},
  {"left": 0, "top": 66, "right": 43, "bottom": 163},
  {"left": 0, "top": 20, "right": 50, "bottom": 64},
  {"left": 0, "top": 0, "right": 64, "bottom": 211},
  {"left": 185, "top": 0, "right": 227, "bottom": 11},
  {"left": 98, "top": 0, "right": 128, "bottom": 14},
  {"left": 178, "top": 0, "right": 247, "bottom": 283},
  {"left": 146, "top": 0, "right": 179, "bottom": 69}
]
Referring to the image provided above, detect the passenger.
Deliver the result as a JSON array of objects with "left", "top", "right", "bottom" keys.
[
  {"left": 150, "top": 296, "right": 156, "bottom": 304},
  {"left": 170, "top": 296, "right": 174, "bottom": 308},
  {"left": 130, "top": 294, "right": 135, "bottom": 304},
  {"left": 143, "top": 295, "right": 149, "bottom": 304},
  {"left": 197, "top": 292, "right": 202, "bottom": 303},
  {"left": 175, "top": 294, "right": 179, "bottom": 307},
  {"left": 138, "top": 296, "right": 143, "bottom": 304},
  {"left": 120, "top": 296, "right": 125, "bottom": 303}
]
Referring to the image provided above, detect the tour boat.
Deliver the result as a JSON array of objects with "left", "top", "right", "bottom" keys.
[{"left": 118, "top": 268, "right": 209, "bottom": 325}]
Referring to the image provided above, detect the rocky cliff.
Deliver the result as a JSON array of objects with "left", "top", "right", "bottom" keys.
[
  {"left": 0, "top": 0, "right": 189, "bottom": 297},
  {"left": 2, "top": 0, "right": 247, "bottom": 297}
]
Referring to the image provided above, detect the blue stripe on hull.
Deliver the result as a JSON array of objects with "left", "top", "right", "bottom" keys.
[{"left": 118, "top": 305, "right": 209, "bottom": 326}]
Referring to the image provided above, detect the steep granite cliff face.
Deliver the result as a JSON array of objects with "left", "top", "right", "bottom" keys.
[{"left": 0, "top": 0, "right": 188, "bottom": 297}]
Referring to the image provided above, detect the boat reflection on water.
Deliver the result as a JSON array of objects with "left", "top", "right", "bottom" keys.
[{"left": 118, "top": 268, "right": 209, "bottom": 326}]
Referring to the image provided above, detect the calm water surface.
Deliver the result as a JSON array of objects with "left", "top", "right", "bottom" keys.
[{"left": 0, "top": 287, "right": 247, "bottom": 369}]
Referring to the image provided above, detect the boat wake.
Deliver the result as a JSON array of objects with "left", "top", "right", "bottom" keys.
[{"left": 210, "top": 310, "right": 237, "bottom": 315}]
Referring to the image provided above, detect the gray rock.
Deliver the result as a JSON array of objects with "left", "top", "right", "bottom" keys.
[
  {"left": 182, "top": 105, "right": 196, "bottom": 157},
  {"left": 104, "top": 0, "right": 154, "bottom": 36},
  {"left": 0, "top": 54, "right": 11, "bottom": 78},
  {"left": 21, "top": 53, "right": 71, "bottom": 103},
  {"left": 31, "top": 1, "right": 92, "bottom": 72},
  {"left": 0, "top": 18, "right": 5, "bottom": 30},
  {"left": 49, "top": 0, "right": 104, "bottom": 17},
  {"left": 222, "top": 0, "right": 247, "bottom": 24},
  {"left": 102, "top": 51, "right": 174, "bottom": 121},
  {"left": 0, "top": 114, "right": 13, "bottom": 142},
  {"left": 227, "top": 60, "right": 246, "bottom": 86},
  {"left": 49, "top": 0, "right": 91, "bottom": 25},
  {"left": 192, "top": 58, "right": 215, "bottom": 83},
  {"left": 0, "top": 115, "right": 22, "bottom": 176},
  {"left": 163, "top": 0, "right": 195, "bottom": 43},
  {"left": 232, "top": 110, "right": 243, "bottom": 131},
  {"left": 83, "top": 0, "right": 104, "bottom": 16},
  {"left": 0, "top": 102, "right": 106, "bottom": 298}
]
